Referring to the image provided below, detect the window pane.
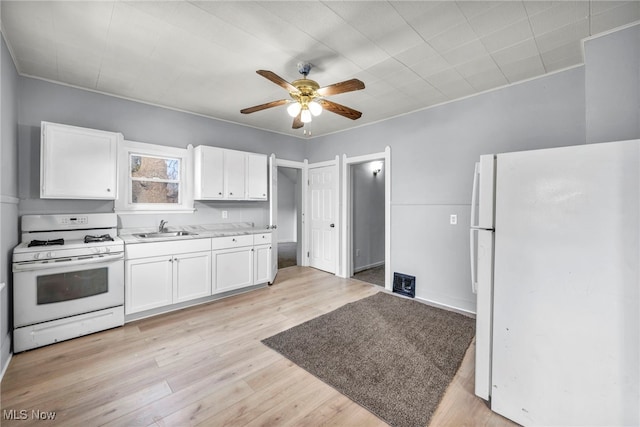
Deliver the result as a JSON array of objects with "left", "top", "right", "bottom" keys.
[
  {"left": 131, "top": 155, "right": 179, "bottom": 180},
  {"left": 132, "top": 182, "right": 179, "bottom": 204}
]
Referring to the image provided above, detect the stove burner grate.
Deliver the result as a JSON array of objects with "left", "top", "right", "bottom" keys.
[
  {"left": 84, "top": 234, "right": 115, "bottom": 243},
  {"left": 28, "top": 238, "right": 65, "bottom": 247}
]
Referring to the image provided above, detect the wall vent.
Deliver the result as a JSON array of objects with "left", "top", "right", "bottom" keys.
[{"left": 392, "top": 273, "right": 415, "bottom": 298}]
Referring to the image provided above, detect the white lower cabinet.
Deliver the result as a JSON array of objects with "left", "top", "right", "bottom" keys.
[
  {"left": 125, "top": 239, "right": 212, "bottom": 315},
  {"left": 254, "top": 244, "right": 271, "bottom": 285},
  {"left": 212, "top": 235, "right": 253, "bottom": 293},
  {"left": 126, "top": 255, "right": 174, "bottom": 314},
  {"left": 174, "top": 251, "right": 212, "bottom": 303},
  {"left": 213, "top": 247, "right": 254, "bottom": 293},
  {"left": 125, "top": 232, "right": 272, "bottom": 316},
  {"left": 253, "top": 231, "right": 273, "bottom": 285}
]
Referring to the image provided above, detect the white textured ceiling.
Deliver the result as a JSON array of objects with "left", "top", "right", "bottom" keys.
[{"left": 2, "top": 1, "right": 639, "bottom": 138}]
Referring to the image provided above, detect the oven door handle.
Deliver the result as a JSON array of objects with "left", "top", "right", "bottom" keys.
[{"left": 13, "top": 253, "right": 124, "bottom": 272}]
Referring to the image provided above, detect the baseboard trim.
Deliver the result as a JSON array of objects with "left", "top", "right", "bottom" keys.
[
  {"left": 0, "top": 195, "right": 19, "bottom": 204},
  {"left": 414, "top": 296, "right": 475, "bottom": 318},
  {"left": 0, "top": 341, "right": 11, "bottom": 383},
  {"left": 353, "top": 261, "right": 384, "bottom": 273}
]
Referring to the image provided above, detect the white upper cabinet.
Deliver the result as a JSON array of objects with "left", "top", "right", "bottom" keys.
[
  {"left": 224, "top": 149, "right": 246, "bottom": 200},
  {"left": 247, "top": 153, "right": 268, "bottom": 200},
  {"left": 41, "top": 121, "right": 120, "bottom": 199},
  {"left": 194, "top": 146, "right": 267, "bottom": 201},
  {"left": 194, "top": 146, "right": 224, "bottom": 199}
]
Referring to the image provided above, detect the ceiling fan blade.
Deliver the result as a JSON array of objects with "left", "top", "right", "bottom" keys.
[
  {"left": 240, "top": 99, "right": 288, "bottom": 114},
  {"left": 318, "top": 99, "right": 362, "bottom": 120},
  {"left": 292, "top": 113, "right": 303, "bottom": 129},
  {"left": 257, "top": 70, "right": 299, "bottom": 93},
  {"left": 316, "top": 79, "right": 365, "bottom": 97}
]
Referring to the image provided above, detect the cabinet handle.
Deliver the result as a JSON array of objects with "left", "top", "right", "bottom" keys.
[
  {"left": 230, "top": 192, "right": 233, "bottom": 195},
  {"left": 169, "top": 258, "right": 173, "bottom": 263},
  {"left": 218, "top": 192, "right": 222, "bottom": 195},
  {"left": 232, "top": 238, "right": 236, "bottom": 242},
  {"left": 107, "top": 188, "right": 111, "bottom": 192}
]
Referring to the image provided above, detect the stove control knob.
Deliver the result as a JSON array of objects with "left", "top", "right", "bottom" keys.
[
  {"left": 34, "top": 253, "right": 41, "bottom": 260},
  {"left": 46, "top": 252, "right": 53, "bottom": 258},
  {"left": 104, "top": 247, "right": 110, "bottom": 253},
  {"left": 93, "top": 247, "right": 101, "bottom": 254}
]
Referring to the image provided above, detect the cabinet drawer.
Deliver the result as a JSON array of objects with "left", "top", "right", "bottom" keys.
[
  {"left": 126, "top": 238, "right": 211, "bottom": 259},
  {"left": 253, "top": 233, "right": 272, "bottom": 244},
  {"left": 211, "top": 235, "right": 253, "bottom": 250}
]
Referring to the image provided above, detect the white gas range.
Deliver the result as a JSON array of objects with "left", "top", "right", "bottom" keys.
[{"left": 13, "top": 213, "right": 125, "bottom": 352}]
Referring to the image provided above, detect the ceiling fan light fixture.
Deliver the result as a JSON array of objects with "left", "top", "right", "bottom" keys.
[
  {"left": 308, "top": 100, "right": 322, "bottom": 116},
  {"left": 301, "top": 108, "right": 312, "bottom": 123},
  {"left": 287, "top": 102, "right": 302, "bottom": 117}
]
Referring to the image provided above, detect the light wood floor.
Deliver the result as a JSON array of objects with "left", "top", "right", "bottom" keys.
[{"left": 1, "top": 266, "right": 517, "bottom": 426}]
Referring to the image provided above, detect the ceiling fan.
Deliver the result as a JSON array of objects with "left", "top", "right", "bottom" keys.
[{"left": 240, "top": 63, "right": 365, "bottom": 129}]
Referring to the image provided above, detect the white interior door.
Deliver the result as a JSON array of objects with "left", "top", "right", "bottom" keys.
[
  {"left": 269, "top": 154, "right": 278, "bottom": 283},
  {"left": 309, "top": 164, "right": 337, "bottom": 273}
]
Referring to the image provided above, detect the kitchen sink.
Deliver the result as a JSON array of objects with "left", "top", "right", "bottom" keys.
[{"left": 134, "top": 231, "right": 197, "bottom": 238}]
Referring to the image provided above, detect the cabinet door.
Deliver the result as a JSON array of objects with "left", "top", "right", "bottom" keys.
[
  {"left": 247, "top": 153, "right": 268, "bottom": 200},
  {"left": 224, "top": 150, "right": 246, "bottom": 199},
  {"left": 125, "top": 256, "right": 173, "bottom": 314},
  {"left": 195, "top": 146, "right": 224, "bottom": 199},
  {"left": 174, "top": 251, "right": 212, "bottom": 303},
  {"left": 41, "top": 122, "right": 118, "bottom": 199},
  {"left": 254, "top": 244, "right": 272, "bottom": 285},
  {"left": 213, "top": 247, "right": 253, "bottom": 293}
]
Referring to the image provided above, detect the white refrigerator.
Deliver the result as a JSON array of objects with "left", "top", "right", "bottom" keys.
[{"left": 470, "top": 140, "right": 639, "bottom": 426}]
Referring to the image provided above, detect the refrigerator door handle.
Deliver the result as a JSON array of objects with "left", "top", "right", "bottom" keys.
[
  {"left": 470, "top": 162, "right": 480, "bottom": 228},
  {"left": 470, "top": 228, "right": 478, "bottom": 293}
]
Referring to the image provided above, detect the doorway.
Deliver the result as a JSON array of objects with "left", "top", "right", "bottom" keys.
[
  {"left": 277, "top": 166, "right": 303, "bottom": 269},
  {"left": 350, "top": 160, "right": 385, "bottom": 287},
  {"left": 341, "top": 147, "right": 391, "bottom": 289}
]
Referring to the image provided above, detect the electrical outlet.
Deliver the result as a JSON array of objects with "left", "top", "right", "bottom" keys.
[
  {"left": 450, "top": 214, "right": 457, "bottom": 225},
  {"left": 222, "top": 210, "right": 228, "bottom": 219}
]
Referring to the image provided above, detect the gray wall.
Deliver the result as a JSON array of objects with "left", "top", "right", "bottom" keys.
[
  {"left": 352, "top": 161, "right": 385, "bottom": 271},
  {"left": 308, "top": 65, "right": 587, "bottom": 312},
  {"left": 585, "top": 24, "right": 640, "bottom": 144},
  {"left": 17, "top": 76, "right": 305, "bottom": 230},
  {"left": 1, "top": 33, "right": 19, "bottom": 372}
]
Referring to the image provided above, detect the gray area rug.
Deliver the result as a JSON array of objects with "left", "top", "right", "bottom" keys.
[{"left": 262, "top": 292, "right": 475, "bottom": 427}]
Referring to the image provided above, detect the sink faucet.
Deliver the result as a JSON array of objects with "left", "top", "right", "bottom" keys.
[{"left": 159, "top": 219, "right": 168, "bottom": 232}]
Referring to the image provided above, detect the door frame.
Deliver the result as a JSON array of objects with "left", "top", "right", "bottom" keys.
[
  {"left": 307, "top": 156, "right": 340, "bottom": 274},
  {"left": 275, "top": 158, "right": 308, "bottom": 267},
  {"left": 340, "top": 147, "right": 391, "bottom": 290}
]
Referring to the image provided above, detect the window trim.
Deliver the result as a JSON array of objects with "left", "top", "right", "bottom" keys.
[{"left": 115, "top": 140, "right": 194, "bottom": 213}]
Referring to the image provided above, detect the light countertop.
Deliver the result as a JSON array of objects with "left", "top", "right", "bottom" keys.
[{"left": 119, "top": 222, "right": 271, "bottom": 244}]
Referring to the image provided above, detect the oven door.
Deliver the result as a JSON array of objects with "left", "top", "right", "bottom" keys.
[{"left": 13, "top": 253, "right": 124, "bottom": 328}]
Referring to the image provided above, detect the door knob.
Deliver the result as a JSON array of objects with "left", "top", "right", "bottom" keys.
[{"left": 330, "top": 223, "right": 335, "bottom": 228}]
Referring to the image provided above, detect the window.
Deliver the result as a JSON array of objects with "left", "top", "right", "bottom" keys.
[
  {"left": 130, "top": 154, "right": 180, "bottom": 204},
  {"left": 116, "top": 140, "right": 194, "bottom": 213}
]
